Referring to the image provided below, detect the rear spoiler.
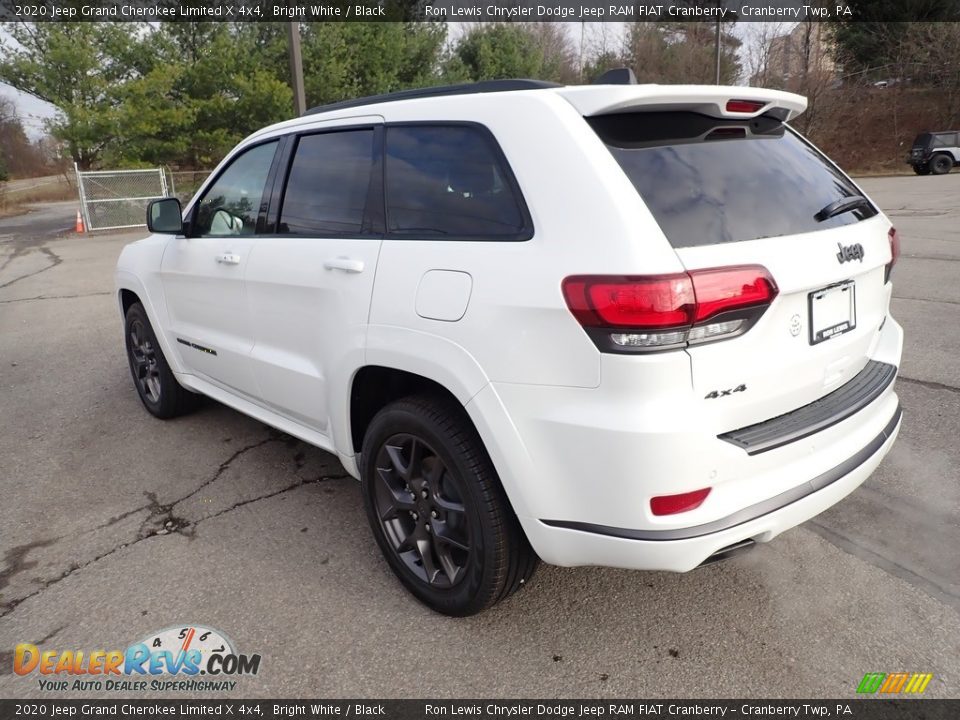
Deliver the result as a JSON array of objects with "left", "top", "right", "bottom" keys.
[{"left": 556, "top": 85, "right": 807, "bottom": 122}]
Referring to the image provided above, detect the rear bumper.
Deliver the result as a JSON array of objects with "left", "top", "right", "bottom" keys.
[
  {"left": 465, "top": 316, "right": 903, "bottom": 571},
  {"left": 523, "top": 403, "right": 899, "bottom": 571}
]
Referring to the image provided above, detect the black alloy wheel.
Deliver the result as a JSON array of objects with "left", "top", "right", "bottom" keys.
[
  {"left": 360, "top": 395, "right": 539, "bottom": 616},
  {"left": 371, "top": 433, "right": 472, "bottom": 587},
  {"left": 128, "top": 317, "right": 162, "bottom": 406},
  {"left": 124, "top": 302, "right": 199, "bottom": 419}
]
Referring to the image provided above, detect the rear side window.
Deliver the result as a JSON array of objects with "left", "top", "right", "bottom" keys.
[
  {"left": 278, "top": 129, "right": 375, "bottom": 236},
  {"left": 589, "top": 112, "right": 878, "bottom": 248},
  {"left": 933, "top": 133, "right": 958, "bottom": 147},
  {"left": 385, "top": 125, "right": 530, "bottom": 240}
]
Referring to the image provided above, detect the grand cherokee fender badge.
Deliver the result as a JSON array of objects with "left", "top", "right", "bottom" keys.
[
  {"left": 177, "top": 338, "right": 217, "bottom": 356},
  {"left": 837, "top": 242, "right": 865, "bottom": 263},
  {"left": 704, "top": 384, "right": 746, "bottom": 400}
]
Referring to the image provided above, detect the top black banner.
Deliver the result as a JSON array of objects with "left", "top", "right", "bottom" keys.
[{"left": 2, "top": 0, "right": 960, "bottom": 22}]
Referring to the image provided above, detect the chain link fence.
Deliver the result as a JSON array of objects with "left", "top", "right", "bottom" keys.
[
  {"left": 74, "top": 166, "right": 213, "bottom": 231},
  {"left": 75, "top": 166, "right": 168, "bottom": 231}
]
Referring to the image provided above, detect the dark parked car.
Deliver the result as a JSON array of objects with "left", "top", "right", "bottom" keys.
[{"left": 908, "top": 131, "right": 959, "bottom": 175}]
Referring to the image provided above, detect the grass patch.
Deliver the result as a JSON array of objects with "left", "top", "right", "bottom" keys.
[{"left": 0, "top": 177, "right": 78, "bottom": 218}]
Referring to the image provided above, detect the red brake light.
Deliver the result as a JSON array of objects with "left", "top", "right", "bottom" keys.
[
  {"left": 690, "top": 266, "right": 779, "bottom": 323},
  {"left": 650, "top": 488, "right": 711, "bottom": 516},
  {"left": 726, "top": 99, "right": 766, "bottom": 114},
  {"left": 563, "top": 274, "right": 694, "bottom": 329},
  {"left": 886, "top": 227, "right": 900, "bottom": 282},
  {"left": 562, "top": 266, "right": 778, "bottom": 352}
]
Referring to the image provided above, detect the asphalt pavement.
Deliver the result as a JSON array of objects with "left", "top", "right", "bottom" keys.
[{"left": 0, "top": 178, "right": 957, "bottom": 699}]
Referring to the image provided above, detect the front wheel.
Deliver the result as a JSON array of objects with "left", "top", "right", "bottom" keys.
[
  {"left": 360, "top": 395, "right": 538, "bottom": 616},
  {"left": 930, "top": 154, "right": 953, "bottom": 175},
  {"left": 124, "top": 302, "right": 200, "bottom": 419}
]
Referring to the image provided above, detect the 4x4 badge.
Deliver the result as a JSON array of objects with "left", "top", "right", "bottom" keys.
[{"left": 837, "top": 242, "right": 865, "bottom": 263}]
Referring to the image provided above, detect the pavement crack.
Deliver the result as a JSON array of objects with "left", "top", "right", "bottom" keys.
[
  {"left": 892, "top": 294, "right": 960, "bottom": 307},
  {"left": 0, "top": 246, "right": 63, "bottom": 290},
  {"left": 0, "top": 538, "right": 60, "bottom": 594},
  {"left": 0, "top": 435, "right": 282, "bottom": 620},
  {"left": 807, "top": 521, "right": 960, "bottom": 613},
  {"left": 0, "top": 291, "right": 111, "bottom": 305},
  {"left": 192, "top": 472, "right": 349, "bottom": 526},
  {"left": 897, "top": 375, "right": 960, "bottom": 395},
  {"left": 0, "top": 625, "right": 67, "bottom": 676}
]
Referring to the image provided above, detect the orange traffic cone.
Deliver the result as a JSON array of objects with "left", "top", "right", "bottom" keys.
[{"left": 75, "top": 210, "right": 85, "bottom": 234}]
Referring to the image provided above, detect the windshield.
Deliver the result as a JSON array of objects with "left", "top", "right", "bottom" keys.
[{"left": 589, "top": 111, "right": 878, "bottom": 248}]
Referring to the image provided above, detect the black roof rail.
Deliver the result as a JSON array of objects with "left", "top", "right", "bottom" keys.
[
  {"left": 305, "top": 79, "right": 562, "bottom": 116},
  {"left": 593, "top": 68, "right": 637, "bottom": 85}
]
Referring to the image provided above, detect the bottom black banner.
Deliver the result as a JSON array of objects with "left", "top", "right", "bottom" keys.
[{"left": 0, "top": 700, "right": 956, "bottom": 720}]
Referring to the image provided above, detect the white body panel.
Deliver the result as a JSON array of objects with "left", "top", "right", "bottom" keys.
[{"left": 116, "top": 82, "right": 903, "bottom": 572}]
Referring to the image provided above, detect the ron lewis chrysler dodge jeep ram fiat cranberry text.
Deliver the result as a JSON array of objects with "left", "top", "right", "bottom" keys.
[{"left": 116, "top": 77, "right": 903, "bottom": 615}]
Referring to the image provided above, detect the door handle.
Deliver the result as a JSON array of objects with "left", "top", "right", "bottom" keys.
[
  {"left": 215, "top": 253, "right": 241, "bottom": 265},
  {"left": 323, "top": 257, "right": 365, "bottom": 273}
]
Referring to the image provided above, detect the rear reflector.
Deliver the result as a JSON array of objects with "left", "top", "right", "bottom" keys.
[
  {"left": 885, "top": 227, "right": 900, "bottom": 283},
  {"left": 651, "top": 488, "right": 711, "bottom": 516},
  {"left": 726, "top": 99, "right": 767, "bottom": 114},
  {"left": 563, "top": 266, "right": 778, "bottom": 353}
]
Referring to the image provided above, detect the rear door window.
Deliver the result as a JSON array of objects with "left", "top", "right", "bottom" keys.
[
  {"left": 384, "top": 124, "right": 531, "bottom": 240},
  {"left": 278, "top": 129, "right": 376, "bottom": 236},
  {"left": 589, "top": 112, "right": 878, "bottom": 248}
]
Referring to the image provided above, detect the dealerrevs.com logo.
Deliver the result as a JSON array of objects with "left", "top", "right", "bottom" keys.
[{"left": 13, "top": 625, "right": 261, "bottom": 693}]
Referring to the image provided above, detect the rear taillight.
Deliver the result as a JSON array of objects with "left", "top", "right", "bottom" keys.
[
  {"left": 562, "top": 266, "right": 778, "bottom": 353},
  {"left": 650, "top": 488, "right": 711, "bottom": 516},
  {"left": 885, "top": 227, "right": 900, "bottom": 283}
]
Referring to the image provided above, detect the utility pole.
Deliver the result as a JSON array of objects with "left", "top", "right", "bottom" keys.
[
  {"left": 287, "top": 21, "right": 306, "bottom": 116},
  {"left": 714, "top": 19, "right": 722, "bottom": 84}
]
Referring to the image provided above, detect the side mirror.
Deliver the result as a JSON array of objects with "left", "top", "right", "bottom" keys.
[{"left": 147, "top": 198, "right": 184, "bottom": 234}]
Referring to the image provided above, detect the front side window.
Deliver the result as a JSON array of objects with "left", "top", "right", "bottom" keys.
[
  {"left": 194, "top": 141, "right": 278, "bottom": 236},
  {"left": 278, "top": 130, "right": 375, "bottom": 236},
  {"left": 385, "top": 125, "right": 530, "bottom": 240}
]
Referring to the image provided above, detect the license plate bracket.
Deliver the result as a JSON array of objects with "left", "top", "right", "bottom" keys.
[{"left": 808, "top": 280, "right": 856, "bottom": 345}]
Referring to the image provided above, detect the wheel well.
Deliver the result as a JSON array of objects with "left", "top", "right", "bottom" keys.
[
  {"left": 119, "top": 288, "right": 141, "bottom": 317},
  {"left": 349, "top": 366, "right": 464, "bottom": 453}
]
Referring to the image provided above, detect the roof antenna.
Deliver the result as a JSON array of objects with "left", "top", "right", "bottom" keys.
[{"left": 592, "top": 68, "right": 637, "bottom": 85}]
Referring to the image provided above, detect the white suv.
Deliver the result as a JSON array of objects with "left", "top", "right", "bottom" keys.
[{"left": 116, "top": 78, "right": 903, "bottom": 615}]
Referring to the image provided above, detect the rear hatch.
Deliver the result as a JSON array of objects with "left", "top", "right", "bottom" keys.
[{"left": 575, "top": 88, "right": 896, "bottom": 433}]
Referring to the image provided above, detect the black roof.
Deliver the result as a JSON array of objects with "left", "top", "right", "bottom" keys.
[{"left": 305, "top": 79, "right": 562, "bottom": 116}]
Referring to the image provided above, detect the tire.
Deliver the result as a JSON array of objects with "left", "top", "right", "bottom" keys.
[
  {"left": 360, "top": 394, "right": 539, "bottom": 616},
  {"left": 124, "top": 302, "right": 200, "bottom": 419},
  {"left": 912, "top": 163, "right": 930, "bottom": 176},
  {"left": 930, "top": 154, "right": 952, "bottom": 175}
]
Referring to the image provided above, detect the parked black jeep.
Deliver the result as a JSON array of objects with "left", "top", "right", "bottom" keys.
[{"left": 908, "top": 132, "right": 959, "bottom": 175}]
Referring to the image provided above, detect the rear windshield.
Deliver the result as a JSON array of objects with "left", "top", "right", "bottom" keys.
[
  {"left": 913, "top": 133, "right": 932, "bottom": 148},
  {"left": 589, "top": 112, "right": 877, "bottom": 248}
]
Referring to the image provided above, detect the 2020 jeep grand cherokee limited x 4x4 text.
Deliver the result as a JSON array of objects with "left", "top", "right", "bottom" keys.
[{"left": 116, "top": 78, "right": 903, "bottom": 616}]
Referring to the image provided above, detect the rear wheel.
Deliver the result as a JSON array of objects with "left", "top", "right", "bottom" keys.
[
  {"left": 930, "top": 154, "right": 952, "bottom": 175},
  {"left": 912, "top": 163, "right": 930, "bottom": 176},
  {"left": 360, "top": 395, "right": 538, "bottom": 616},
  {"left": 124, "top": 302, "right": 200, "bottom": 419}
]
